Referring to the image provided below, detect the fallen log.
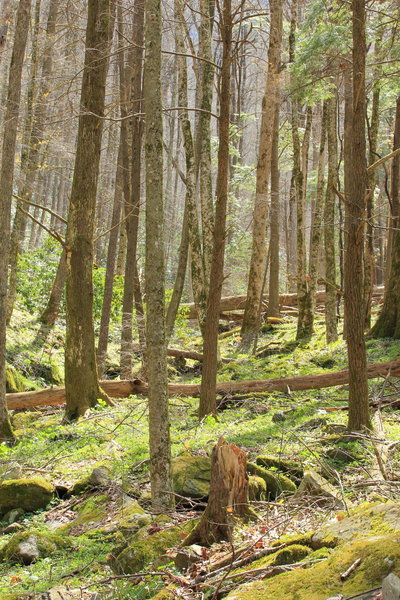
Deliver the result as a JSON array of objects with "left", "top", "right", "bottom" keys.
[
  {"left": 131, "top": 344, "right": 233, "bottom": 364},
  {"left": 7, "top": 359, "right": 400, "bottom": 411},
  {"left": 182, "top": 287, "right": 384, "bottom": 319}
]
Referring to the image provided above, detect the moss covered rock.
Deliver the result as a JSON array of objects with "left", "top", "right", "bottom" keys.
[
  {"left": 0, "top": 478, "right": 54, "bottom": 515},
  {"left": 150, "top": 586, "right": 177, "bottom": 599},
  {"left": 226, "top": 532, "right": 400, "bottom": 600},
  {"left": 255, "top": 455, "right": 303, "bottom": 482},
  {"left": 247, "top": 462, "right": 296, "bottom": 499},
  {"left": 0, "top": 530, "right": 68, "bottom": 565},
  {"left": 248, "top": 475, "right": 267, "bottom": 501},
  {"left": 172, "top": 453, "right": 211, "bottom": 498},
  {"left": 5, "top": 366, "right": 25, "bottom": 393},
  {"left": 68, "top": 466, "right": 110, "bottom": 496},
  {"left": 11, "top": 411, "right": 41, "bottom": 431},
  {"left": 109, "top": 518, "right": 198, "bottom": 574}
]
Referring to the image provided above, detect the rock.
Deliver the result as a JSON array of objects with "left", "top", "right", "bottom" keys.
[
  {"left": 5, "top": 366, "right": 25, "bottom": 393},
  {"left": 174, "top": 544, "right": 204, "bottom": 571},
  {"left": 312, "top": 502, "right": 400, "bottom": 548},
  {"left": 248, "top": 475, "right": 267, "bottom": 501},
  {"left": 272, "top": 412, "right": 286, "bottom": 423},
  {"left": 382, "top": 573, "right": 400, "bottom": 600},
  {"left": 0, "top": 531, "right": 67, "bottom": 565},
  {"left": 171, "top": 453, "right": 211, "bottom": 499},
  {"left": 2, "top": 507, "right": 25, "bottom": 524},
  {"left": 247, "top": 462, "right": 296, "bottom": 499},
  {"left": 324, "top": 447, "right": 357, "bottom": 464},
  {"left": 0, "top": 477, "right": 54, "bottom": 515},
  {"left": 0, "top": 461, "right": 23, "bottom": 481},
  {"left": 296, "top": 417, "right": 327, "bottom": 431},
  {"left": 68, "top": 466, "right": 110, "bottom": 496},
  {"left": 109, "top": 518, "right": 198, "bottom": 574},
  {"left": 255, "top": 455, "right": 303, "bottom": 481},
  {"left": 295, "top": 469, "right": 345, "bottom": 507},
  {"left": 4, "top": 522, "right": 23, "bottom": 534}
]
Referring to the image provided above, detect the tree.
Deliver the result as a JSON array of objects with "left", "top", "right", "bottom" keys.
[
  {"left": 345, "top": 0, "right": 370, "bottom": 431},
  {"left": 144, "top": 0, "right": 174, "bottom": 509},
  {"left": 198, "top": 0, "right": 232, "bottom": 418},
  {"left": 0, "top": 0, "right": 31, "bottom": 442},
  {"left": 240, "top": 0, "right": 282, "bottom": 349},
  {"left": 64, "top": 0, "right": 115, "bottom": 421},
  {"left": 369, "top": 97, "right": 400, "bottom": 339}
]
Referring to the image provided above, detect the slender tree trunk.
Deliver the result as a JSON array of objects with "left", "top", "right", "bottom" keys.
[
  {"left": 0, "top": 0, "right": 31, "bottom": 441},
  {"left": 120, "top": 0, "right": 145, "bottom": 377},
  {"left": 287, "top": 172, "right": 297, "bottom": 291},
  {"left": 369, "top": 96, "right": 400, "bottom": 339},
  {"left": 199, "top": 0, "right": 232, "bottom": 418},
  {"left": 324, "top": 93, "right": 339, "bottom": 342},
  {"left": 37, "top": 249, "right": 66, "bottom": 338},
  {"left": 307, "top": 102, "right": 327, "bottom": 334},
  {"left": 267, "top": 103, "right": 281, "bottom": 317},
  {"left": 165, "top": 205, "right": 189, "bottom": 341},
  {"left": 241, "top": 0, "right": 282, "bottom": 348},
  {"left": 64, "top": 0, "right": 115, "bottom": 422},
  {"left": 345, "top": 0, "right": 370, "bottom": 431},
  {"left": 144, "top": 0, "right": 174, "bottom": 510},
  {"left": 97, "top": 137, "right": 124, "bottom": 373}
]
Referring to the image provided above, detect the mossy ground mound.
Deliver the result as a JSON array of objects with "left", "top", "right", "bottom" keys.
[
  {"left": 0, "top": 478, "right": 54, "bottom": 515},
  {"left": 226, "top": 532, "right": 400, "bottom": 600}
]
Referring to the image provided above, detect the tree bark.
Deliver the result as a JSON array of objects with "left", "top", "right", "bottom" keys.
[
  {"left": 267, "top": 103, "right": 281, "bottom": 318},
  {"left": 182, "top": 438, "right": 253, "bottom": 546},
  {"left": 144, "top": 0, "right": 174, "bottom": 510},
  {"left": 36, "top": 248, "right": 67, "bottom": 341},
  {"left": 241, "top": 0, "right": 282, "bottom": 348},
  {"left": 64, "top": 0, "right": 115, "bottom": 421},
  {"left": 199, "top": 0, "right": 232, "bottom": 418},
  {"left": 0, "top": 0, "right": 31, "bottom": 441},
  {"left": 324, "top": 93, "right": 339, "bottom": 343},
  {"left": 345, "top": 0, "right": 370, "bottom": 431},
  {"left": 369, "top": 97, "right": 400, "bottom": 339}
]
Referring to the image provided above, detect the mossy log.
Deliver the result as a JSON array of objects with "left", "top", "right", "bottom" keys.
[
  {"left": 181, "top": 287, "right": 383, "bottom": 319},
  {"left": 6, "top": 359, "right": 400, "bottom": 410}
]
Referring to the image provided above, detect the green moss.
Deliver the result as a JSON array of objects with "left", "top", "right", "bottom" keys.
[
  {"left": 151, "top": 586, "right": 177, "bottom": 599},
  {"left": 255, "top": 455, "right": 303, "bottom": 480},
  {"left": 247, "top": 462, "right": 296, "bottom": 499},
  {"left": 5, "top": 366, "right": 25, "bottom": 393},
  {"left": 0, "top": 530, "right": 69, "bottom": 564},
  {"left": 307, "top": 547, "right": 332, "bottom": 561},
  {"left": 248, "top": 475, "right": 267, "bottom": 501},
  {"left": 226, "top": 532, "right": 400, "bottom": 600},
  {"left": 0, "top": 478, "right": 54, "bottom": 515},
  {"left": 271, "top": 532, "right": 316, "bottom": 549},
  {"left": 11, "top": 411, "right": 42, "bottom": 431},
  {"left": 110, "top": 519, "right": 199, "bottom": 574},
  {"left": 171, "top": 453, "right": 211, "bottom": 498}
]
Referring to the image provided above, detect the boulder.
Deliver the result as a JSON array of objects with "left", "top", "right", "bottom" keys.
[
  {"left": 109, "top": 518, "right": 198, "bottom": 574},
  {"left": 0, "top": 531, "right": 67, "bottom": 565},
  {"left": 247, "top": 462, "right": 296, "bottom": 499},
  {"left": 248, "top": 475, "right": 267, "bottom": 501},
  {"left": 0, "top": 478, "right": 54, "bottom": 515},
  {"left": 2, "top": 507, "right": 25, "bottom": 524},
  {"left": 171, "top": 453, "right": 211, "bottom": 499},
  {"left": 382, "top": 573, "right": 400, "bottom": 600},
  {"left": 68, "top": 466, "right": 111, "bottom": 496},
  {"left": 295, "top": 469, "right": 345, "bottom": 507}
]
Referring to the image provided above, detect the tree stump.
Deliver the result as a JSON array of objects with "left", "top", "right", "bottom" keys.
[{"left": 182, "top": 437, "right": 254, "bottom": 547}]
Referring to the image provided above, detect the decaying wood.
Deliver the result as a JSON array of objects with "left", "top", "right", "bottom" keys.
[
  {"left": 182, "top": 437, "right": 254, "bottom": 546},
  {"left": 6, "top": 359, "right": 400, "bottom": 411},
  {"left": 131, "top": 344, "right": 233, "bottom": 363},
  {"left": 181, "top": 287, "right": 383, "bottom": 319}
]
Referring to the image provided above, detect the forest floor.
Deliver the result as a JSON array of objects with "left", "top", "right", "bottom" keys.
[{"left": 1, "top": 308, "right": 400, "bottom": 599}]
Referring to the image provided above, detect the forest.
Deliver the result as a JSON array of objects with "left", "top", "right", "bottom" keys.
[{"left": 0, "top": 0, "right": 400, "bottom": 597}]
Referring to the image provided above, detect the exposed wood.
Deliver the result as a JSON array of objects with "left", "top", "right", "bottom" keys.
[{"left": 7, "top": 359, "right": 400, "bottom": 411}]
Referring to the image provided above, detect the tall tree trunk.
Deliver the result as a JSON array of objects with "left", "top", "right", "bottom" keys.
[
  {"left": 241, "top": 0, "right": 282, "bottom": 349},
  {"left": 37, "top": 248, "right": 67, "bottom": 341},
  {"left": 120, "top": 0, "right": 145, "bottom": 377},
  {"left": 64, "top": 0, "right": 115, "bottom": 422},
  {"left": 144, "top": 0, "right": 174, "bottom": 510},
  {"left": 267, "top": 102, "right": 281, "bottom": 317},
  {"left": 199, "top": 0, "right": 232, "bottom": 418},
  {"left": 0, "top": 0, "right": 31, "bottom": 441},
  {"left": 97, "top": 136, "right": 124, "bottom": 373},
  {"left": 345, "top": 0, "right": 370, "bottom": 431},
  {"left": 165, "top": 205, "right": 189, "bottom": 341},
  {"left": 324, "top": 93, "right": 339, "bottom": 343},
  {"left": 307, "top": 102, "right": 327, "bottom": 334},
  {"left": 369, "top": 96, "right": 400, "bottom": 339}
]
